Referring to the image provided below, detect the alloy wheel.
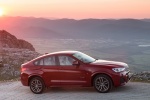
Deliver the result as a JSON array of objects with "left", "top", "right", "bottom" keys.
[
  {"left": 30, "top": 77, "right": 45, "bottom": 94},
  {"left": 94, "top": 75, "right": 112, "bottom": 93}
]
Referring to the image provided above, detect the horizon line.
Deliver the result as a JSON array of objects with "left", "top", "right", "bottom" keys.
[{"left": 1, "top": 15, "right": 150, "bottom": 20}]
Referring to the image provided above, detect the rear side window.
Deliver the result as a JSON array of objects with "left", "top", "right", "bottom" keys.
[
  {"left": 34, "top": 59, "right": 44, "bottom": 65},
  {"left": 34, "top": 56, "right": 56, "bottom": 66}
]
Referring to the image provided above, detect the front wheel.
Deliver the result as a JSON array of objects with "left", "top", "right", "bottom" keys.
[
  {"left": 29, "top": 77, "right": 45, "bottom": 94},
  {"left": 93, "top": 75, "right": 112, "bottom": 93}
]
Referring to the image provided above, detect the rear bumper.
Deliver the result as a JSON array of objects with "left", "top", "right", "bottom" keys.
[{"left": 20, "top": 73, "right": 29, "bottom": 86}]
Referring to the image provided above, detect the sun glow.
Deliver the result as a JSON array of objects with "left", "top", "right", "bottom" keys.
[{"left": 0, "top": 8, "right": 4, "bottom": 16}]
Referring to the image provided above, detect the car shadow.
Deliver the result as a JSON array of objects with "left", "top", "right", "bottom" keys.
[
  {"left": 44, "top": 87, "right": 96, "bottom": 93},
  {"left": 44, "top": 84, "right": 133, "bottom": 93},
  {"left": 111, "top": 85, "right": 134, "bottom": 93}
]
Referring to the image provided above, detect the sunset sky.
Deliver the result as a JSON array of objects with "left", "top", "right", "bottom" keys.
[{"left": 0, "top": 0, "right": 150, "bottom": 19}]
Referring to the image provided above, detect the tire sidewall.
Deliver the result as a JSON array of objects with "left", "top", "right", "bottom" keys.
[
  {"left": 29, "top": 77, "right": 45, "bottom": 94},
  {"left": 93, "top": 75, "right": 112, "bottom": 93}
]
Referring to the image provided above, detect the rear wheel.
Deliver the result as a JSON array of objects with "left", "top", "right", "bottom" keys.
[
  {"left": 93, "top": 74, "right": 112, "bottom": 93},
  {"left": 29, "top": 77, "right": 45, "bottom": 94}
]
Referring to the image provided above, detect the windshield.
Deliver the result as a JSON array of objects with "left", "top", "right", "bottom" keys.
[{"left": 73, "top": 52, "right": 96, "bottom": 63}]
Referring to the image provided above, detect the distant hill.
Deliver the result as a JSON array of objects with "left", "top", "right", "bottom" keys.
[
  {"left": 142, "top": 19, "right": 150, "bottom": 22},
  {"left": 0, "top": 16, "right": 150, "bottom": 40},
  {"left": 0, "top": 30, "right": 35, "bottom": 51}
]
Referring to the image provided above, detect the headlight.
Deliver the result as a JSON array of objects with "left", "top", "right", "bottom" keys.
[{"left": 112, "top": 68, "right": 125, "bottom": 72}]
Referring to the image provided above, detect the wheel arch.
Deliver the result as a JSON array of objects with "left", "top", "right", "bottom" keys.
[
  {"left": 91, "top": 72, "right": 114, "bottom": 86},
  {"left": 28, "top": 75, "right": 45, "bottom": 86}
]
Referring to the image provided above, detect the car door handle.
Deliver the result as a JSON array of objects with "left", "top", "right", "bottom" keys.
[{"left": 80, "top": 77, "right": 85, "bottom": 79}]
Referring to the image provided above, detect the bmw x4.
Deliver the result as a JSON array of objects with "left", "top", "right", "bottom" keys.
[{"left": 21, "top": 51, "right": 131, "bottom": 94}]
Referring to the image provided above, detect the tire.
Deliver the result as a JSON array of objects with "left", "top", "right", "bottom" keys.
[
  {"left": 29, "top": 77, "right": 45, "bottom": 94},
  {"left": 93, "top": 74, "right": 112, "bottom": 93}
]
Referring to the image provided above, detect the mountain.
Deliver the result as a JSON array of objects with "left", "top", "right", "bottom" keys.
[
  {"left": 0, "top": 16, "right": 150, "bottom": 40},
  {"left": 0, "top": 30, "right": 35, "bottom": 51},
  {"left": 142, "top": 19, "right": 150, "bottom": 22}
]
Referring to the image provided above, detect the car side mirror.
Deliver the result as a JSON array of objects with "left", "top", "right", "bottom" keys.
[{"left": 72, "top": 61, "right": 80, "bottom": 66}]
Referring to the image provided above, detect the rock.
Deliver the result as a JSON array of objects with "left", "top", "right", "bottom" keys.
[
  {"left": 0, "top": 61, "right": 3, "bottom": 67},
  {"left": 18, "top": 39, "right": 35, "bottom": 51},
  {"left": 0, "top": 30, "right": 39, "bottom": 80},
  {"left": 0, "top": 48, "right": 40, "bottom": 80},
  {"left": 0, "top": 30, "right": 35, "bottom": 51},
  {"left": 131, "top": 71, "right": 150, "bottom": 82}
]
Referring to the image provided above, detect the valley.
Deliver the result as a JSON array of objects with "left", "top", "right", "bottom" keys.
[{"left": 26, "top": 38, "right": 150, "bottom": 72}]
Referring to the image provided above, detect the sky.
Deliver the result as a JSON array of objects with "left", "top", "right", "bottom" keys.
[{"left": 0, "top": 0, "right": 150, "bottom": 19}]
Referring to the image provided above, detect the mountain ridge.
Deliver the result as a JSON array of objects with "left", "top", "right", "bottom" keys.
[
  {"left": 0, "top": 16, "right": 150, "bottom": 40},
  {"left": 0, "top": 30, "right": 35, "bottom": 51}
]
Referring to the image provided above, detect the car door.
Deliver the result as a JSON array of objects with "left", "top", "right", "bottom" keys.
[
  {"left": 58, "top": 55, "right": 87, "bottom": 86},
  {"left": 40, "top": 55, "right": 61, "bottom": 86}
]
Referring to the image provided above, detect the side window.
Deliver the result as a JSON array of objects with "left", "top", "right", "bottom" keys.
[
  {"left": 43, "top": 56, "right": 56, "bottom": 65},
  {"left": 58, "top": 56, "right": 75, "bottom": 66},
  {"left": 34, "top": 59, "right": 44, "bottom": 65},
  {"left": 34, "top": 56, "right": 56, "bottom": 66}
]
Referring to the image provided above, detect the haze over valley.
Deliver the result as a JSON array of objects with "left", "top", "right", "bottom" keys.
[{"left": 1, "top": 16, "right": 150, "bottom": 72}]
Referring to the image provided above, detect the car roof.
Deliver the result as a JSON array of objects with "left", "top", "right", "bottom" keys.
[
  {"left": 26, "top": 51, "right": 80, "bottom": 64},
  {"left": 46, "top": 50, "right": 79, "bottom": 55},
  {"left": 34, "top": 50, "right": 79, "bottom": 60}
]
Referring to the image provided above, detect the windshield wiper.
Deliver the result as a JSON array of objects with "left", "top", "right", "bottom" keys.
[{"left": 95, "top": 59, "right": 98, "bottom": 61}]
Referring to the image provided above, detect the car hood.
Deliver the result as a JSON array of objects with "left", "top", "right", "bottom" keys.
[{"left": 91, "top": 59, "right": 129, "bottom": 68}]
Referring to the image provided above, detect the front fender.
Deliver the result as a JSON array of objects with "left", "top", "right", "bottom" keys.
[{"left": 91, "top": 70, "right": 114, "bottom": 86}]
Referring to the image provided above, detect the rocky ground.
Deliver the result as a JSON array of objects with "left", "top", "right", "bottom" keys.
[
  {"left": 131, "top": 71, "right": 150, "bottom": 82},
  {"left": 0, "top": 48, "right": 39, "bottom": 80}
]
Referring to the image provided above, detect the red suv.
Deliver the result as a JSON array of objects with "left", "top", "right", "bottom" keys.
[{"left": 21, "top": 51, "right": 131, "bottom": 94}]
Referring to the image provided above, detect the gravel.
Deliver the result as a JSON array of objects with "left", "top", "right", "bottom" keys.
[{"left": 0, "top": 81, "right": 150, "bottom": 100}]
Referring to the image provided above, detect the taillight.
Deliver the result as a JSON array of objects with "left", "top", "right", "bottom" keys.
[{"left": 21, "top": 67, "right": 27, "bottom": 72}]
